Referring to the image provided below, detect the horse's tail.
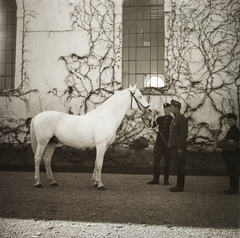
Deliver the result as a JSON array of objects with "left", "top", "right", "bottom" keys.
[{"left": 30, "top": 117, "right": 37, "bottom": 154}]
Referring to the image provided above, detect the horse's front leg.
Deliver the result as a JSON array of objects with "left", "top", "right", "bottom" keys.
[{"left": 93, "top": 144, "right": 107, "bottom": 190}]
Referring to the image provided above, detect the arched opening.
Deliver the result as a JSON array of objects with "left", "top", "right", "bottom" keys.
[{"left": 145, "top": 75, "right": 165, "bottom": 88}]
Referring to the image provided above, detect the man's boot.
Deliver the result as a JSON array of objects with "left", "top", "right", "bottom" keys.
[
  {"left": 226, "top": 176, "right": 239, "bottom": 194},
  {"left": 147, "top": 166, "right": 159, "bottom": 184},
  {"left": 169, "top": 172, "right": 185, "bottom": 192},
  {"left": 164, "top": 167, "right": 170, "bottom": 185}
]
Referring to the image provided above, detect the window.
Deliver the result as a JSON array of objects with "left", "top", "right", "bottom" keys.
[
  {"left": 0, "top": 0, "right": 17, "bottom": 89},
  {"left": 122, "top": 0, "right": 165, "bottom": 89}
]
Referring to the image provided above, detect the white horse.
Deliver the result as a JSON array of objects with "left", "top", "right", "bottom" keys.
[{"left": 30, "top": 85, "right": 150, "bottom": 190}]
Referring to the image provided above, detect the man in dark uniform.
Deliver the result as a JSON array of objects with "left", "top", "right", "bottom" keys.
[
  {"left": 168, "top": 99, "right": 188, "bottom": 192},
  {"left": 220, "top": 113, "right": 240, "bottom": 195},
  {"left": 147, "top": 103, "right": 173, "bottom": 185}
]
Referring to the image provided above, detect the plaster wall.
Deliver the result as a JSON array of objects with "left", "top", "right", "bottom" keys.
[{"left": 0, "top": 0, "right": 239, "bottom": 150}]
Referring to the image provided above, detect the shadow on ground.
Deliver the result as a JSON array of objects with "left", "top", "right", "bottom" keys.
[{"left": 0, "top": 172, "right": 239, "bottom": 229}]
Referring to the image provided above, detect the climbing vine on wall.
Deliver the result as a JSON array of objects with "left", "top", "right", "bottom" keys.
[
  {"left": 0, "top": 0, "right": 38, "bottom": 108},
  {"left": 49, "top": 0, "right": 121, "bottom": 114},
  {"left": 1, "top": 0, "right": 239, "bottom": 152},
  {"left": 0, "top": 1, "right": 38, "bottom": 149},
  {"left": 165, "top": 0, "right": 240, "bottom": 147}
]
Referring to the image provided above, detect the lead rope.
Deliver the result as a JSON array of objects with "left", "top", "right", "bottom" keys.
[
  {"left": 130, "top": 91, "right": 148, "bottom": 111},
  {"left": 130, "top": 91, "right": 133, "bottom": 109}
]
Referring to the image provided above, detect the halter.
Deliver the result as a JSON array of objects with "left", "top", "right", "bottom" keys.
[{"left": 130, "top": 91, "right": 150, "bottom": 110}]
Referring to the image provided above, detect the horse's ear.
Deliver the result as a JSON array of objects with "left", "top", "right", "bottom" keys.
[
  {"left": 132, "top": 84, "right": 137, "bottom": 92},
  {"left": 129, "top": 84, "right": 137, "bottom": 93}
]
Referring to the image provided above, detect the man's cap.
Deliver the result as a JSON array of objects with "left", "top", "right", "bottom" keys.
[
  {"left": 170, "top": 99, "right": 181, "bottom": 108},
  {"left": 163, "top": 103, "right": 171, "bottom": 108},
  {"left": 226, "top": 113, "right": 237, "bottom": 120}
]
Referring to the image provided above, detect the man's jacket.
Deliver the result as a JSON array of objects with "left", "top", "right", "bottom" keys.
[{"left": 168, "top": 114, "right": 188, "bottom": 150}]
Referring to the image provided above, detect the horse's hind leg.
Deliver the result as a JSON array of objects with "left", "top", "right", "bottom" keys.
[
  {"left": 92, "top": 168, "right": 98, "bottom": 188},
  {"left": 34, "top": 143, "right": 47, "bottom": 188},
  {"left": 43, "top": 142, "right": 58, "bottom": 186}
]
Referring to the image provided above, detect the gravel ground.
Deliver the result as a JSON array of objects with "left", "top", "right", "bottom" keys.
[{"left": 0, "top": 172, "right": 239, "bottom": 237}]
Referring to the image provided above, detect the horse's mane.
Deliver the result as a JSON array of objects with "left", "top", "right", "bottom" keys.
[{"left": 86, "top": 89, "right": 128, "bottom": 115}]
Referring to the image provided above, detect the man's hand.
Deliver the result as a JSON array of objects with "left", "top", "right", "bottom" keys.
[
  {"left": 142, "top": 109, "right": 158, "bottom": 126},
  {"left": 177, "top": 149, "right": 183, "bottom": 155}
]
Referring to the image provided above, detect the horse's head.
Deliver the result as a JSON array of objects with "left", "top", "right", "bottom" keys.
[{"left": 128, "top": 84, "right": 151, "bottom": 111}]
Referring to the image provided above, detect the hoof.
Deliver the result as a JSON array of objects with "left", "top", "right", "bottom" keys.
[
  {"left": 93, "top": 184, "right": 98, "bottom": 188},
  {"left": 97, "top": 186, "right": 106, "bottom": 190},
  {"left": 51, "top": 182, "right": 58, "bottom": 186},
  {"left": 35, "top": 184, "right": 43, "bottom": 188}
]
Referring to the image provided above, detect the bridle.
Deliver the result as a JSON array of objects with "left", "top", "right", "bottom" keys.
[{"left": 130, "top": 91, "right": 150, "bottom": 111}]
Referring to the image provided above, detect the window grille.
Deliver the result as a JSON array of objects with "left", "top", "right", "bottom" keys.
[
  {"left": 0, "top": 0, "right": 17, "bottom": 89},
  {"left": 122, "top": 0, "right": 165, "bottom": 89}
]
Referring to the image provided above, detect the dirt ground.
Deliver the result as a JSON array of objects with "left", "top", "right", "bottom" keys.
[{"left": 0, "top": 171, "right": 239, "bottom": 237}]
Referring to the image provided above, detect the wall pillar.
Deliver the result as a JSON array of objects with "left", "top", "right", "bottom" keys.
[{"left": 114, "top": 0, "right": 124, "bottom": 87}]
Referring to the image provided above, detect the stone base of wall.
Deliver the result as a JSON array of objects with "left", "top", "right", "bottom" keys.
[{"left": 0, "top": 145, "right": 236, "bottom": 176}]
